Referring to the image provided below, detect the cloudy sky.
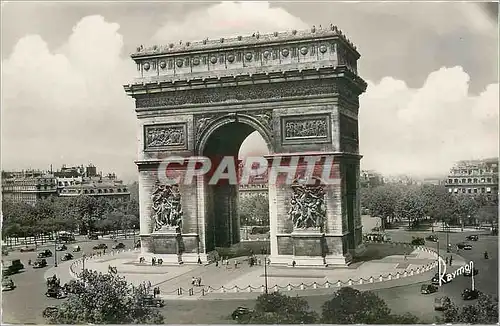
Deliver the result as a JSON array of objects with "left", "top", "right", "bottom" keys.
[{"left": 1, "top": 1, "right": 498, "bottom": 182}]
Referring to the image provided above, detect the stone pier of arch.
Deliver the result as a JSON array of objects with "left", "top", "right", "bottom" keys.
[{"left": 124, "top": 27, "right": 367, "bottom": 267}]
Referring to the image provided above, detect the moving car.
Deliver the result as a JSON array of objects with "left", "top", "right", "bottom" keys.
[
  {"left": 2, "top": 277, "right": 15, "bottom": 291},
  {"left": 434, "top": 296, "right": 451, "bottom": 311},
  {"left": 61, "top": 253, "right": 74, "bottom": 261},
  {"left": 432, "top": 273, "right": 452, "bottom": 285},
  {"left": 463, "top": 244, "right": 473, "bottom": 250},
  {"left": 72, "top": 245, "right": 81, "bottom": 252},
  {"left": 421, "top": 284, "right": 438, "bottom": 294},
  {"left": 45, "top": 287, "right": 67, "bottom": 299},
  {"left": 88, "top": 234, "right": 99, "bottom": 240},
  {"left": 2, "top": 259, "right": 25, "bottom": 275},
  {"left": 411, "top": 237, "right": 425, "bottom": 246},
  {"left": 425, "top": 235, "right": 438, "bottom": 242},
  {"left": 462, "top": 288, "right": 480, "bottom": 300},
  {"left": 142, "top": 294, "right": 165, "bottom": 307},
  {"left": 466, "top": 235, "right": 479, "bottom": 241},
  {"left": 456, "top": 242, "right": 466, "bottom": 249},
  {"left": 38, "top": 249, "right": 53, "bottom": 258},
  {"left": 112, "top": 242, "right": 125, "bottom": 250},
  {"left": 33, "top": 258, "right": 48, "bottom": 268},
  {"left": 56, "top": 244, "right": 67, "bottom": 251},
  {"left": 463, "top": 268, "right": 479, "bottom": 277},
  {"left": 20, "top": 246, "right": 36, "bottom": 253},
  {"left": 232, "top": 306, "right": 254, "bottom": 320},
  {"left": 93, "top": 243, "right": 108, "bottom": 250}
]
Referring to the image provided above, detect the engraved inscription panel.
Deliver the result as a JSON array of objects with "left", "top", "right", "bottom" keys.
[
  {"left": 144, "top": 123, "right": 187, "bottom": 150},
  {"left": 281, "top": 114, "right": 330, "bottom": 144}
]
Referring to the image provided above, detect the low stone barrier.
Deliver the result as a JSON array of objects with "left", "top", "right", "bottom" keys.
[{"left": 66, "top": 245, "right": 437, "bottom": 296}]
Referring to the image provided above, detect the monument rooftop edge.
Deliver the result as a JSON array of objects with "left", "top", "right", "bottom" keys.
[
  {"left": 131, "top": 26, "right": 359, "bottom": 59},
  {"left": 125, "top": 26, "right": 365, "bottom": 90}
]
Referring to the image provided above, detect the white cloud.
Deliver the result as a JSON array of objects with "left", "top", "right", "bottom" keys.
[
  {"left": 152, "top": 1, "right": 308, "bottom": 42},
  {"left": 359, "top": 66, "right": 499, "bottom": 177},
  {"left": 1, "top": 15, "right": 137, "bottom": 180}
]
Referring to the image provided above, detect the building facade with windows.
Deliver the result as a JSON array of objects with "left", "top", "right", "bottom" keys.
[
  {"left": 444, "top": 158, "right": 498, "bottom": 197},
  {"left": 2, "top": 165, "right": 130, "bottom": 204},
  {"left": 1, "top": 171, "right": 58, "bottom": 205}
]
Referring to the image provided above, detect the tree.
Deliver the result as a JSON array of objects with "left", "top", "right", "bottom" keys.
[
  {"left": 441, "top": 293, "right": 498, "bottom": 324},
  {"left": 419, "top": 184, "right": 455, "bottom": 222},
  {"left": 450, "top": 194, "right": 478, "bottom": 226},
  {"left": 45, "top": 270, "right": 164, "bottom": 324},
  {"left": 240, "top": 292, "right": 317, "bottom": 324},
  {"left": 364, "top": 184, "right": 404, "bottom": 229},
  {"left": 476, "top": 205, "right": 498, "bottom": 228},
  {"left": 239, "top": 194, "right": 269, "bottom": 226},
  {"left": 395, "top": 186, "right": 427, "bottom": 228},
  {"left": 321, "top": 287, "right": 419, "bottom": 324}
]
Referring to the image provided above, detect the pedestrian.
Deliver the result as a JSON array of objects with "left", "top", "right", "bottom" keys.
[
  {"left": 445, "top": 257, "right": 449, "bottom": 265},
  {"left": 404, "top": 252, "right": 407, "bottom": 260},
  {"left": 449, "top": 256, "right": 453, "bottom": 266},
  {"left": 28, "top": 259, "right": 31, "bottom": 266},
  {"left": 234, "top": 261, "right": 238, "bottom": 269},
  {"left": 191, "top": 276, "right": 196, "bottom": 285},
  {"left": 215, "top": 260, "right": 219, "bottom": 267},
  {"left": 292, "top": 260, "right": 296, "bottom": 267}
]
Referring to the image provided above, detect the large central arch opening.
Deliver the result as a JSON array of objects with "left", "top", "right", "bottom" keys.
[{"left": 202, "top": 121, "right": 269, "bottom": 252}]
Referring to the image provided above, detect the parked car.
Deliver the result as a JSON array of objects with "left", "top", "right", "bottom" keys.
[
  {"left": 61, "top": 253, "right": 74, "bottom": 261},
  {"left": 93, "top": 243, "right": 108, "bottom": 250},
  {"left": 38, "top": 249, "right": 53, "bottom": 258},
  {"left": 33, "top": 258, "right": 48, "bottom": 269},
  {"left": 20, "top": 246, "right": 36, "bottom": 253},
  {"left": 426, "top": 235, "right": 439, "bottom": 242},
  {"left": 432, "top": 273, "right": 452, "bottom": 285},
  {"left": 142, "top": 294, "right": 165, "bottom": 307},
  {"left": 112, "top": 242, "right": 125, "bottom": 250},
  {"left": 2, "top": 277, "right": 16, "bottom": 291},
  {"left": 462, "top": 288, "right": 480, "bottom": 300},
  {"left": 45, "top": 287, "right": 67, "bottom": 299},
  {"left": 466, "top": 235, "right": 479, "bottom": 241},
  {"left": 232, "top": 306, "right": 254, "bottom": 320},
  {"left": 72, "top": 245, "right": 81, "bottom": 252},
  {"left": 434, "top": 296, "right": 451, "bottom": 311},
  {"left": 2, "top": 259, "right": 24, "bottom": 276},
  {"left": 88, "top": 234, "right": 99, "bottom": 240},
  {"left": 463, "top": 244, "right": 473, "bottom": 250},
  {"left": 464, "top": 268, "right": 479, "bottom": 277},
  {"left": 421, "top": 284, "right": 438, "bottom": 294},
  {"left": 56, "top": 244, "right": 67, "bottom": 251}
]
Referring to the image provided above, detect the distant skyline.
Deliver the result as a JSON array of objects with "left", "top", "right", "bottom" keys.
[{"left": 2, "top": 1, "right": 498, "bottom": 182}]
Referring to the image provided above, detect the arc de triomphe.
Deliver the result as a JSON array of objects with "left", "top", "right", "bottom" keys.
[{"left": 124, "top": 26, "right": 367, "bottom": 266}]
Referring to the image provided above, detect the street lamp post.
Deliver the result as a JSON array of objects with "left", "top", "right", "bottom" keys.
[
  {"left": 82, "top": 253, "right": 86, "bottom": 273},
  {"left": 436, "top": 239, "right": 441, "bottom": 286},
  {"left": 446, "top": 225, "right": 450, "bottom": 253},
  {"left": 54, "top": 238, "right": 58, "bottom": 267},
  {"left": 263, "top": 247, "right": 268, "bottom": 294}
]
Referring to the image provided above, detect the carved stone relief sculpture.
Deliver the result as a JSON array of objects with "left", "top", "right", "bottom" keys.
[
  {"left": 144, "top": 124, "right": 186, "bottom": 149},
  {"left": 151, "top": 183, "right": 183, "bottom": 232},
  {"left": 288, "top": 180, "right": 327, "bottom": 230},
  {"left": 283, "top": 117, "right": 329, "bottom": 140}
]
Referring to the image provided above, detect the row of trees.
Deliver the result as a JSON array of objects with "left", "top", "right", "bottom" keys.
[
  {"left": 361, "top": 183, "right": 498, "bottom": 230},
  {"left": 2, "top": 195, "right": 139, "bottom": 239},
  {"left": 43, "top": 269, "right": 498, "bottom": 324},
  {"left": 237, "top": 287, "right": 498, "bottom": 324}
]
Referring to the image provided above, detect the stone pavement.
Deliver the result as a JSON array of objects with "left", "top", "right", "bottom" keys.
[{"left": 52, "top": 245, "right": 469, "bottom": 300}]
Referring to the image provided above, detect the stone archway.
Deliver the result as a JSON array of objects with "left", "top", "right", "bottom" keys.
[{"left": 125, "top": 27, "right": 367, "bottom": 266}]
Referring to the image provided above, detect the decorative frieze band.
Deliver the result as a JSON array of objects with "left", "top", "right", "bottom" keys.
[
  {"left": 144, "top": 123, "right": 188, "bottom": 151},
  {"left": 281, "top": 114, "right": 331, "bottom": 145},
  {"left": 135, "top": 79, "right": 338, "bottom": 108}
]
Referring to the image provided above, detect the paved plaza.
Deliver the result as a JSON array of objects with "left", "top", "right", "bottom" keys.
[{"left": 59, "top": 244, "right": 457, "bottom": 300}]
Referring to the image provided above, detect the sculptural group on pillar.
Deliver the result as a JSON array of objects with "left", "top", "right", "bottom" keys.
[
  {"left": 151, "top": 183, "right": 183, "bottom": 231},
  {"left": 288, "top": 180, "right": 327, "bottom": 230}
]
